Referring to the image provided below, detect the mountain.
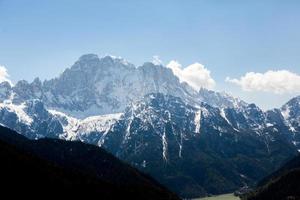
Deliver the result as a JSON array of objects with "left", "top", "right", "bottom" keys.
[
  {"left": 100, "top": 93, "right": 298, "bottom": 197},
  {"left": 0, "top": 99, "right": 64, "bottom": 139},
  {"left": 0, "top": 54, "right": 299, "bottom": 198},
  {"left": 0, "top": 54, "right": 249, "bottom": 119},
  {"left": 198, "top": 88, "right": 248, "bottom": 109},
  {"left": 0, "top": 125, "right": 180, "bottom": 199},
  {"left": 0, "top": 92, "right": 298, "bottom": 197},
  {"left": 243, "top": 154, "right": 300, "bottom": 200},
  {"left": 1, "top": 54, "right": 198, "bottom": 118},
  {"left": 281, "top": 96, "right": 300, "bottom": 136}
]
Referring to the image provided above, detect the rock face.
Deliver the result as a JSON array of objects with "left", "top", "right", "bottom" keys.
[
  {"left": 101, "top": 93, "right": 298, "bottom": 197},
  {"left": 0, "top": 54, "right": 250, "bottom": 118},
  {"left": 0, "top": 54, "right": 299, "bottom": 198},
  {"left": 0, "top": 100, "right": 63, "bottom": 139}
]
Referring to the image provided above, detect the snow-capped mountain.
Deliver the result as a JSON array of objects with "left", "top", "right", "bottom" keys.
[
  {"left": 0, "top": 92, "right": 298, "bottom": 197},
  {"left": 0, "top": 100, "right": 63, "bottom": 139},
  {"left": 0, "top": 54, "right": 299, "bottom": 198},
  {"left": 198, "top": 88, "right": 248, "bottom": 109},
  {"left": 0, "top": 54, "right": 249, "bottom": 119},
  {"left": 99, "top": 93, "right": 298, "bottom": 197},
  {"left": 49, "top": 109, "right": 122, "bottom": 145},
  {"left": 281, "top": 96, "right": 300, "bottom": 132},
  {"left": 1, "top": 54, "right": 200, "bottom": 118},
  {"left": 0, "top": 99, "right": 122, "bottom": 145}
]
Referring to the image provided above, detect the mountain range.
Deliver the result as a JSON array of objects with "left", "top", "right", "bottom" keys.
[{"left": 0, "top": 54, "right": 299, "bottom": 198}]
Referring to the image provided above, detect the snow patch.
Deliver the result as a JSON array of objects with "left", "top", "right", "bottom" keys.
[
  {"left": 162, "top": 128, "right": 168, "bottom": 161},
  {"left": 0, "top": 102, "right": 33, "bottom": 125},
  {"left": 194, "top": 109, "right": 201, "bottom": 133},
  {"left": 281, "top": 106, "right": 290, "bottom": 120},
  {"left": 49, "top": 109, "right": 122, "bottom": 141},
  {"left": 220, "top": 108, "right": 231, "bottom": 125}
]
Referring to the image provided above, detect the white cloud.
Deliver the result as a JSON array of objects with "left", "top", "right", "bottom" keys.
[
  {"left": 226, "top": 70, "right": 300, "bottom": 94},
  {"left": 167, "top": 60, "right": 216, "bottom": 91},
  {"left": 0, "top": 66, "right": 12, "bottom": 85}
]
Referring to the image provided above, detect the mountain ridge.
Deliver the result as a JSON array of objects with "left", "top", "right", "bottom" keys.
[
  {"left": 0, "top": 125, "right": 180, "bottom": 199},
  {"left": 0, "top": 54, "right": 246, "bottom": 118}
]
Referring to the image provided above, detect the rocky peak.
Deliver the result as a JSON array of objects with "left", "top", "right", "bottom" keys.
[
  {"left": 0, "top": 81, "right": 12, "bottom": 89},
  {"left": 0, "top": 81, "right": 12, "bottom": 102},
  {"left": 13, "top": 80, "right": 33, "bottom": 104},
  {"left": 25, "top": 99, "right": 48, "bottom": 118},
  {"left": 0, "top": 53, "right": 282, "bottom": 120},
  {"left": 140, "top": 62, "right": 178, "bottom": 81},
  {"left": 14, "top": 80, "right": 30, "bottom": 88},
  {"left": 69, "top": 54, "right": 101, "bottom": 75},
  {"left": 281, "top": 96, "right": 300, "bottom": 119},
  {"left": 78, "top": 53, "right": 99, "bottom": 61},
  {"left": 198, "top": 88, "right": 248, "bottom": 109},
  {"left": 100, "top": 55, "right": 134, "bottom": 68},
  {"left": 31, "top": 77, "right": 42, "bottom": 87}
]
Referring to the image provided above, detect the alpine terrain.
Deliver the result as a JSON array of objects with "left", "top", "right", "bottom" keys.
[{"left": 0, "top": 54, "right": 299, "bottom": 198}]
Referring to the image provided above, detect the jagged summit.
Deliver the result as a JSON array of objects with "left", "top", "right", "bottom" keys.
[
  {"left": 282, "top": 95, "right": 300, "bottom": 113},
  {"left": 198, "top": 87, "right": 248, "bottom": 109},
  {"left": 0, "top": 54, "right": 259, "bottom": 118},
  {"left": 102, "top": 54, "right": 134, "bottom": 67},
  {"left": 78, "top": 53, "right": 99, "bottom": 61},
  {"left": 0, "top": 54, "right": 201, "bottom": 117},
  {"left": 72, "top": 54, "right": 134, "bottom": 72}
]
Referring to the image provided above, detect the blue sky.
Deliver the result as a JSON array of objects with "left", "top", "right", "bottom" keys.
[{"left": 0, "top": 0, "right": 300, "bottom": 109}]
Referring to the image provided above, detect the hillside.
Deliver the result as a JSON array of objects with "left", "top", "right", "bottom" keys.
[
  {"left": 243, "top": 154, "right": 300, "bottom": 200},
  {"left": 0, "top": 125, "right": 180, "bottom": 199}
]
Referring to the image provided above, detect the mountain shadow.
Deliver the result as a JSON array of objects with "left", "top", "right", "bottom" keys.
[
  {"left": 243, "top": 153, "right": 300, "bottom": 200},
  {"left": 0, "top": 125, "right": 180, "bottom": 199}
]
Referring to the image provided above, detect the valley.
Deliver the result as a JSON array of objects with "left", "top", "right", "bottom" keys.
[{"left": 196, "top": 193, "right": 239, "bottom": 200}]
